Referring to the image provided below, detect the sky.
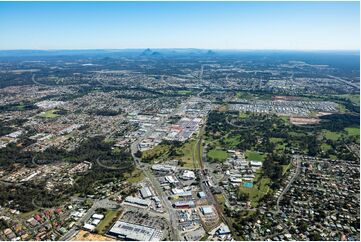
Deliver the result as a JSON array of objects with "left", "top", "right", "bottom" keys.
[{"left": 0, "top": 1, "right": 359, "bottom": 50}]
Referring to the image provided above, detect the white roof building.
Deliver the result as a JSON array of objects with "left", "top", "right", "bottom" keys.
[
  {"left": 108, "top": 221, "right": 163, "bottom": 241},
  {"left": 181, "top": 170, "right": 195, "bottom": 180}
]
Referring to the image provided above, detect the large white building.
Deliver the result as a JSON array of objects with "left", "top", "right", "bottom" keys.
[{"left": 108, "top": 221, "right": 163, "bottom": 241}]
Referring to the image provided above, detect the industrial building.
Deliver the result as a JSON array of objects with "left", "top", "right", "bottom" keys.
[
  {"left": 124, "top": 196, "right": 151, "bottom": 208},
  {"left": 200, "top": 205, "right": 214, "bottom": 216},
  {"left": 140, "top": 187, "right": 153, "bottom": 199}
]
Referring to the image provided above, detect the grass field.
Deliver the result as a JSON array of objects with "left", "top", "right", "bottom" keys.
[
  {"left": 19, "top": 209, "right": 38, "bottom": 219},
  {"left": 124, "top": 168, "right": 145, "bottom": 183},
  {"left": 176, "top": 140, "right": 200, "bottom": 168},
  {"left": 345, "top": 127, "right": 360, "bottom": 137},
  {"left": 320, "top": 143, "right": 332, "bottom": 152},
  {"left": 96, "top": 209, "right": 120, "bottom": 234},
  {"left": 215, "top": 194, "right": 226, "bottom": 209},
  {"left": 142, "top": 144, "right": 171, "bottom": 161},
  {"left": 245, "top": 150, "right": 266, "bottom": 161},
  {"left": 224, "top": 134, "right": 240, "bottom": 148},
  {"left": 337, "top": 104, "right": 347, "bottom": 112},
  {"left": 239, "top": 176, "right": 270, "bottom": 206},
  {"left": 207, "top": 149, "right": 228, "bottom": 161},
  {"left": 270, "top": 137, "right": 284, "bottom": 143},
  {"left": 323, "top": 130, "right": 342, "bottom": 141},
  {"left": 39, "top": 109, "right": 60, "bottom": 118}
]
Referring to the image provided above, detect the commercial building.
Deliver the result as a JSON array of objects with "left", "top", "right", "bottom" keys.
[
  {"left": 173, "top": 201, "right": 195, "bottom": 209},
  {"left": 108, "top": 221, "right": 163, "bottom": 241},
  {"left": 181, "top": 170, "right": 196, "bottom": 180}
]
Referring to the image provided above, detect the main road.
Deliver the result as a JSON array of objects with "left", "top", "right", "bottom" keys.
[
  {"left": 276, "top": 155, "right": 302, "bottom": 213},
  {"left": 196, "top": 122, "right": 232, "bottom": 232}
]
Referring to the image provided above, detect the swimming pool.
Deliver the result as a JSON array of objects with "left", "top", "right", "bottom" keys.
[{"left": 243, "top": 182, "right": 253, "bottom": 188}]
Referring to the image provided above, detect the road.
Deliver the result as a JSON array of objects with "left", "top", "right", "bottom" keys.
[
  {"left": 276, "top": 155, "right": 302, "bottom": 213},
  {"left": 328, "top": 75, "right": 360, "bottom": 90},
  {"left": 195, "top": 122, "right": 232, "bottom": 232},
  {"left": 60, "top": 198, "right": 118, "bottom": 240}
]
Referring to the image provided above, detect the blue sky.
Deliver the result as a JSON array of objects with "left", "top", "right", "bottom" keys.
[{"left": 0, "top": 1, "right": 359, "bottom": 50}]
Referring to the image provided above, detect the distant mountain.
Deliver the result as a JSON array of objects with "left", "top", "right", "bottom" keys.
[
  {"left": 206, "top": 50, "right": 216, "bottom": 56},
  {"left": 141, "top": 48, "right": 153, "bottom": 56}
]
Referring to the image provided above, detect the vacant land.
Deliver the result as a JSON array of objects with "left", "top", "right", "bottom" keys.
[
  {"left": 72, "top": 230, "right": 115, "bottom": 241},
  {"left": 124, "top": 168, "right": 145, "bottom": 183},
  {"left": 96, "top": 209, "right": 121, "bottom": 234}
]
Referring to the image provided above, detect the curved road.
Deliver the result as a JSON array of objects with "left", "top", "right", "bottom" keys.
[{"left": 276, "top": 155, "right": 302, "bottom": 213}]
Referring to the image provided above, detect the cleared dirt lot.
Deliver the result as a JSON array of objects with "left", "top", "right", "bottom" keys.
[{"left": 72, "top": 230, "right": 115, "bottom": 241}]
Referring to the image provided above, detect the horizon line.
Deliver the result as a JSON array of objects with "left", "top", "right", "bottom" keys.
[{"left": 0, "top": 48, "right": 359, "bottom": 52}]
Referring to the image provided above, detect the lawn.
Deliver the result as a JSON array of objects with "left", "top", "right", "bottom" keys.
[
  {"left": 207, "top": 149, "right": 228, "bottom": 161},
  {"left": 239, "top": 176, "right": 271, "bottom": 207},
  {"left": 19, "top": 209, "right": 38, "bottom": 219},
  {"left": 245, "top": 150, "right": 266, "bottom": 161},
  {"left": 39, "top": 109, "right": 60, "bottom": 118},
  {"left": 345, "top": 127, "right": 360, "bottom": 137},
  {"left": 323, "top": 130, "right": 342, "bottom": 141},
  {"left": 320, "top": 143, "right": 332, "bottom": 152}
]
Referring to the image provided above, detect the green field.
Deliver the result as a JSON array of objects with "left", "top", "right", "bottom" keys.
[
  {"left": 39, "top": 109, "right": 60, "bottom": 118},
  {"left": 239, "top": 112, "right": 250, "bottom": 119},
  {"left": 270, "top": 137, "right": 284, "bottom": 145},
  {"left": 124, "top": 168, "right": 145, "bottom": 183},
  {"left": 142, "top": 144, "right": 171, "bottom": 161},
  {"left": 321, "top": 143, "right": 332, "bottom": 152},
  {"left": 336, "top": 94, "right": 360, "bottom": 105},
  {"left": 239, "top": 175, "right": 270, "bottom": 206},
  {"left": 224, "top": 134, "right": 240, "bottom": 148},
  {"left": 96, "top": 209, "right": 120, "bottom": 234},
  {"left": 177, "top": 140, "right": 197, "bottom": 168},
  {"left": 345, "top": 127, "right": 360, "bottom": 137},
  {"left": 207, "top": 149, "right": 228, "bottom": 161},
  {"left": 245, "top": 150, "right": 266, "bottom": 161},
  {"left": 19, "top": 209, "right": 39, "bottom": 219},
  {"left": 323, "top": 130, "right": 342, "bottom": 141}
]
